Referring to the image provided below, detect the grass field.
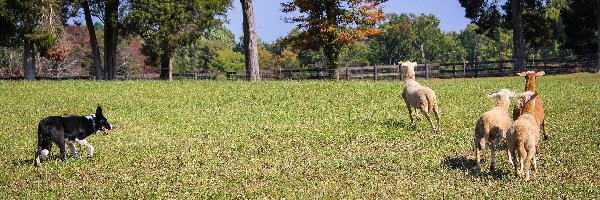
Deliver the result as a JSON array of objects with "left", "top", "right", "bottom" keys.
[{"left": 0, "top": 73, "right": 599, "bottom": 198}]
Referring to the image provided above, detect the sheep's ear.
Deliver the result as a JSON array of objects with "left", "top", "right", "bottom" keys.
[
  {"left": 516, "top": 72, "right": 526, "bottom": 76},
  {"left": 536, "top": 71, "right": 545, "bottom": 76},
  {"left": 412, "top": 62, "right": 418, "bottom": 66},
  {"left": 487, "top": 92, "right": 497, "bottom": 98}
]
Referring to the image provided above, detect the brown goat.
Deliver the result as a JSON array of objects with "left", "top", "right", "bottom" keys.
[{"left": 513, "top": 71, "right": 548, "bottom": 140}]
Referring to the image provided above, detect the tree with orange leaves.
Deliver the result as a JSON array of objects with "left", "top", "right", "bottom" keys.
[{"left": 281, "top": 0, "right": 387, "bottom": 75}]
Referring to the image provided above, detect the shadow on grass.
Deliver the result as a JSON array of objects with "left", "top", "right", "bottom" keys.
[
  {"left": 12, "top": 158, "right": 33, "bottom": 166},
  {"left": 383, "top": 119, "right": 426, "bottom": 133},
  {"left": 442, "top": 156, "right": 510, "bottom": 180},
  {"left": 382, "top": 119, "right": 407, "bottom": 128},
  {"left": 12, "top": 155, "right": 66, "bottom": 167}
]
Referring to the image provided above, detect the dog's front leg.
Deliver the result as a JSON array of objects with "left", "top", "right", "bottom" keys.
[
  {"left": 76, "top": 139, "right": 95, "bottom": 158},
  {"left": 66, "top": 141, "right": 79, "bottom": 158}
]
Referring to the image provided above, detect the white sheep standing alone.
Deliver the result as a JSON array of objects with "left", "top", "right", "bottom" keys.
[
  {"left": 474, "top": 89, "right": 517, "bottom": 171},
  {"left": 507, "top": 91, "right": 540, "bottom": 181},
  {"left": 400, "top": 61, "right": 441, "bottom": 132}
]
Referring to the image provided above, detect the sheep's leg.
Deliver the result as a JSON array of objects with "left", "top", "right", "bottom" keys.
[
  {"left": 405, "top": 102, "right": 415, "bottom": 127},
  {"left": 475, "top": 137, "right": 485, "bottom": 171},
  {"left": 532, "top": 153, "right": 537, "bottom": 171},
  {"left": 507, "top": 148, "right": 514, "bottom": 167},
  {"left": 518, "top": 146, "right": 527, "bottom": 178},
  {"left": 432, "top": 106, "right": 441, "bottom": 132},
  {"left": 420, "top": 108, "right": 436, "bottom": 132},
  {"left": 524, "top": 148, "right": 535, "bottom": 181},
  {"left": 490, "top": 137, "right": 501, "bottom": 171},
  {"left": 414, "top": 108, "right": 421, "bottom": 121},
  {"left": 509, "top": 146, "right": 519, "bottom": 177},
  {"left": 542, "top": 119, "right": 549, "bottom": 140}
]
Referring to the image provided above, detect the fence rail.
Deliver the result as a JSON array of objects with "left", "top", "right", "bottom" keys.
[{"left": 2, "top": 54, "right": 599, "bottom": 80}]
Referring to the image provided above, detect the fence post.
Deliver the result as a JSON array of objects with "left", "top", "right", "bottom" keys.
[
  {"left": 346, "top": 67, "right": 350, "bottom": 80},
  {"left": 463, "top": 61, "right": 467, "bottom": 78},
  {"left": 452, "top": 64, "right": 456, "bottom": 78},
  {"left": 398, "top": 63, "right": 402, "bottom": 80},
  {"left": 475, "top": 61, "right": 479, "bottom": 78},
  {"left": 373, "top": 66, "right": 377, "bottom": 81},
  {"left": 426, "top": 64, "right": 430, "bottom": 80}
]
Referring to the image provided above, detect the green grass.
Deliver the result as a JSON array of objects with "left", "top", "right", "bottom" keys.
[{"left": 0, "top": 73, "right": 599, "bottom": 198}]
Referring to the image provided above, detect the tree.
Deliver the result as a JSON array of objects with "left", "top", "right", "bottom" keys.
[
  {"left": 125, "top": 0, "right": 231, "bottom": 80},
  {"left": 64, "top": 0, "right": 122, "bottom": 80},
  {"left": 0, "top": 0, "right": 62, "bottom": 80},
  {"left": 562, "top": 0, "right": 600, "bottom": 61},
  {"left": 173, "top": 25, "right": 236, "bottom": 73},
  {"left": 81, "top": 0, "right": 103, "bottom": 79},
  {"left": 241, "top": 0, "right": 260, "bottom": 80},
  {"left": 369, "top": 13, "right": 462, "bottom": 64},
  {"left": 459, "top": 0, "right": 563, "bottom": 72},
  {"left": 281, "top": 0, "right": 387, "bottom": 75},
  {"left": 459, "top": 24, "right": 512, "bottom": 62},
  {"left": 104, "top": 0, "right": 119, "bottom": 80}
]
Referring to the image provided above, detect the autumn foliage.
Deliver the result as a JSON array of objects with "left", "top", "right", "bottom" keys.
[{"left": 281, "top": 0, "right": 387, "bottom": 69}]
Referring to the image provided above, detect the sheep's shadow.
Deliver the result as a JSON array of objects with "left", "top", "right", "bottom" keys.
[
  {"left": 382, "top": 119, "right": 426, "bottom": 131},
  {"left": 442, "top": 156, "right": 510, "bottom": 180},
  {"left": 382, "top": 119, "right": 407, "bottom": 128}
]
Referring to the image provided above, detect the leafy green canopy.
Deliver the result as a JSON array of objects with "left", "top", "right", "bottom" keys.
[
  {"left": 0, "top": 0, "right": 59, "bottom": 52},
  {"left": 124, "top": 0, "right": 232, "bottom": 66},
  {"left": 458, "top": 0, "right": 566, "bottom": 50}
]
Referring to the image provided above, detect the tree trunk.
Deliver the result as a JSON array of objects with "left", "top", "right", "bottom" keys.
[
  {"left": 83, "top": 0, "right": 103, "bottom": 80},
  {"left": 324, "top": 45, "right": 340, "bottom": 79},
  {"left": 104, "top": 0, "right": 119, "bottom": 80},
  {"left": 596, "top": 0, "right": 600, "bottom": 69},
  {"left": 420, "top": 43, "right": 425, "bottom": 62},
  {"left": 159, "top": 54, "right": 172, "bottom": 81},
  {"left": 23, "top": 39, "right": 36, "bottom": 80},
  {"left": 241, "top": 0, "right": 260, "bottom": 81},
  {"left": 512, "top": 0, "right": 525, "bottom": 73},
  {"left": 324, "top": 46, "right": 338, "bottom": 70}
]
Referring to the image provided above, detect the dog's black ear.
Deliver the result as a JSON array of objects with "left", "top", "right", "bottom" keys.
[{"left": 96, "top": 105, "right": 103, "bottom": 115}]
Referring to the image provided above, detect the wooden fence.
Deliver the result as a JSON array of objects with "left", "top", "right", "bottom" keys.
[
  {"left": 3, "top": 54, "right": 598, "bottom": 80},
  {"left": 164, "top": 56, "right": 600, "bottom": 81},
  {"left": 344, "top": 55, "right": 599, "bottom": 80}
]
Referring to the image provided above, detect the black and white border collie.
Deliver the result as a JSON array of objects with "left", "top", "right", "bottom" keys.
[{"left": 34, "top": 106, "right": 113, "bottom": 166}]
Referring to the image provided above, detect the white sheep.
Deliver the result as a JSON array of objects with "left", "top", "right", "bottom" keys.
[
  {"left": 400, "top": 61, "right": 441, "bottom": 132},
  {"left": 507, "top": 91, "right": 540, "bottom": 181},
  {"left": 474, "top": 89, "right": 517, "bottom": 171}
]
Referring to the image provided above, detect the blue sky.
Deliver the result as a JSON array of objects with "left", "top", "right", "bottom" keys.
[{"left": 225, "top": 0, "right": 472, "bottom": 43}]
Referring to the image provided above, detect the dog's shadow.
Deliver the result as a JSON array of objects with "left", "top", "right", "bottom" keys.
[
  {"left": 12, "top": 158, "right": 34, "bottom": 166},
  {"left": 442, "top": 156, "right": 510, "bottom": 180},
  {"left": 11, "top": 155, "right": 65, "bottom": 167}
]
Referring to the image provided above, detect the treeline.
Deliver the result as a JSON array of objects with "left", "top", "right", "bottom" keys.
[{"left": 1, "top": 0, "right": 598, "bottom": 80}]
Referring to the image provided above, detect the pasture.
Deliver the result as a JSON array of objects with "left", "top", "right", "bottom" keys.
[{"left": 0, "top": 73, "right": 599, "bottom": 198}]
